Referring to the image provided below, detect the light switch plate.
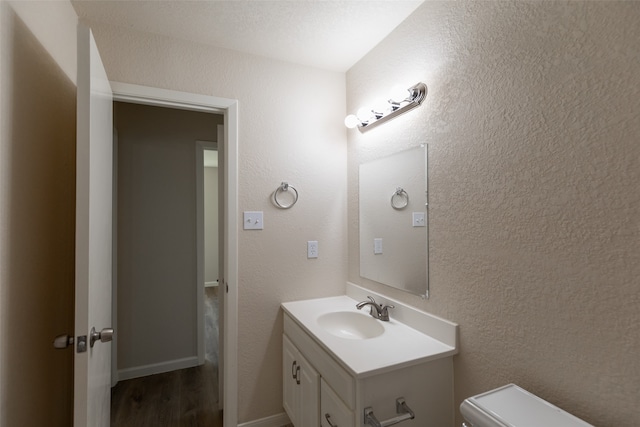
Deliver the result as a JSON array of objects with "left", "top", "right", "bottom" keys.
[
  {"left": 412, "top": 212, "right": 426, "bottom": 227},
  {"left": 244, "top": 211, "right": 264, "bottom": 230}
]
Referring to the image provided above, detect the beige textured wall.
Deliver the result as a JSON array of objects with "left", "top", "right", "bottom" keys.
[
  {"left": 114, "top": 102, "right": 221, "bottom": 372},
  {"left": 347, "top": 2, "right": 640, "bottom": 426},
  {"left": 0, "top": 1, "right": 77, "bottom": 425},
  {"left": 85, "top": 22, "right": 348, "bottom": 422}
]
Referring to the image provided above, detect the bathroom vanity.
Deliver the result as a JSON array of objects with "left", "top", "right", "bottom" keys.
[{"left": 281, "top": 285, "right": 458, "bottom": 427}]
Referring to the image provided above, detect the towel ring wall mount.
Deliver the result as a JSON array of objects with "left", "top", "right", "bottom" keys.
[
  {"left": 391, "top": 187, "right": 409, "bottom": 210},
  {"left": 273, "top": 182, "right": 298, "bottom": 209}
]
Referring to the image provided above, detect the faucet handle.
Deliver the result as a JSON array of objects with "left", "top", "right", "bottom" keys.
[{"left": 379, "top": 304, "right": 395, "bottom": 321}]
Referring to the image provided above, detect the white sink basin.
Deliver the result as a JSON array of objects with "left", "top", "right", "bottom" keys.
[
  {"left": 317, "top": 311, "right": 385, "bottom": 340},
  {"left": 282, "top": 291, "right": 458, "bottom": 376}
]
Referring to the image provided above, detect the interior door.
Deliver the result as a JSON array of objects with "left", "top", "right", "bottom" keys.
[
  {"left": 217, "top": 124, "right": 225, "bottom": 406},
  {"left": 74, "top": 23, "right": 114, "bottom": 427}
]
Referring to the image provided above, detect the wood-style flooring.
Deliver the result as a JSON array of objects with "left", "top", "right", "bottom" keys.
[
  {"left": 110, "top": 362, "right": 222, "bottom": 427},
  {"left": 111, "top": 287, "right": 221, "bottom": 427}
]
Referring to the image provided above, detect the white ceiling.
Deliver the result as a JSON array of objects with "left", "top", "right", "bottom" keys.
[{"left": 71, "top": 0, "right": 424, "bottom": 72}]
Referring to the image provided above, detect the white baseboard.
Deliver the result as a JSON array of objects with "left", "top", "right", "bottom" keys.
[
  {"left": 237, "top": 412, "right": 291, "bottom": 427},
  {"left": 117, "top": 356, "right": 200, "bottom": 381}
]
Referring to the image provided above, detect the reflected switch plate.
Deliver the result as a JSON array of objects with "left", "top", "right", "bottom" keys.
[
  {"left": 374, "top": 238, "right": 383, "bottom": 254},
  {"left": 412, "top": 212, "right": 426, "bottom": 227}
]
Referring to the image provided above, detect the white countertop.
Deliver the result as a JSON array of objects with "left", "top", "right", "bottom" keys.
[{"left": 281, "top": 294, "right": 458, "bottom": 378}]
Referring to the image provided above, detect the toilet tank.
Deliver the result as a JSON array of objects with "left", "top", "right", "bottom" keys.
[{"left": 460, "top": 384, "right": 594, "bottom": 427}]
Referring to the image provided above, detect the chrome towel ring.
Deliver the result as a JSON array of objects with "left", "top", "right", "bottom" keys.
[
  {"left": 273, "top": 182, "right": 298, "bottom": 209},
  {"left": 391, "top": 187, "right": 409, "bottom": 210}
]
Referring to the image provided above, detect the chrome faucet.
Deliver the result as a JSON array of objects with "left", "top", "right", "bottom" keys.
[{"left": 356, "top": 296, "right": 394, "bottom": 321}]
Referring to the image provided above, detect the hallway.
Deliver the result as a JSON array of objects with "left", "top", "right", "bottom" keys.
[{"left": 111, "top": 288, "right": 220, "bottom": 426}]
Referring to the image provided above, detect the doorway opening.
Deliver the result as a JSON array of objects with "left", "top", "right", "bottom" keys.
[{"left": 108, "top": 82, "right": 239, "bottom": 427}]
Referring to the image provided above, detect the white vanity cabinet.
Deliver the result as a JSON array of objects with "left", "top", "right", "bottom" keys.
[
  {"left": 283, "top": 334, "right": 320, "bottom": 427},
  {"left": 283, "top": 311, "right": 455, "bottom": 427}
]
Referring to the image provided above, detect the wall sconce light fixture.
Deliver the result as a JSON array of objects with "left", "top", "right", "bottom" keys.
[{"left": 345, "top": 82, "right": 427, "bottom": 133}]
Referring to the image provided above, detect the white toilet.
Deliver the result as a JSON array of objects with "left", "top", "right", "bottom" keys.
[{"left": 460, "top": 383, "right": 594, "bottom": 427}]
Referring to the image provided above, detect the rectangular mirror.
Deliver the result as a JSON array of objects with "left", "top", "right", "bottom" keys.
[{"left": 359, "top": 145, "right": 428, "bottom": 297}]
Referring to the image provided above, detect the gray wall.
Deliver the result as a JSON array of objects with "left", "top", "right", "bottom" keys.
[
  {"left": 115, "top": 101, "right": 222, "bottom": 373},
  {"left": 347, "top": 2, "right": 640, "bottom": 426}
]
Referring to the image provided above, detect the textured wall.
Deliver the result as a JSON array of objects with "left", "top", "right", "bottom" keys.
[
  {"left": 0, "top": 1, "right": 77, "bottom": 425},
  {"left": 86, "top": 22, "right": 348, "bottom": 422},
  {"left": 347, "top": 2, "right": 640, "bottom": 426}
]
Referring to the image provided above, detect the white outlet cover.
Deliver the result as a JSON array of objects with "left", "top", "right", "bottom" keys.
[
  {"left": 374, "top": 238, "right": 383, "bottom": 254},
  {"left": 307, "top": 240, "right": 318, "bottom": 259}
]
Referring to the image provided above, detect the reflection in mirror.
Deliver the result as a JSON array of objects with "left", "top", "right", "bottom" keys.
[{"left": 359, "top": 145, "right": 428, "bottom": 297}]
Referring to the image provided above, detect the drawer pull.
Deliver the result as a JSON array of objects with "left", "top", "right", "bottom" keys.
[
  {"left": 325, "top": 413, "right": 338, "bottom": 427},
  {"left": 291, "top": 361, "right": 301, "bottom": 385},
  {"left": 364, "top": 397, "right": 415, "bottom": 427}
]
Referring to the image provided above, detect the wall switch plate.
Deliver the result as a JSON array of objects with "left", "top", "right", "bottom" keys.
[
  {"left": 412, "top": 212, "right": 426, "bottom": 227},
  {"left": 374, "top": 238, "right": 383, "bottom": 254},
  {"left": 243, "top": 211, "right": 264, "bottom": 230},
  {"left": 307, "top": 241, "right": 318, "bottom": 259}
]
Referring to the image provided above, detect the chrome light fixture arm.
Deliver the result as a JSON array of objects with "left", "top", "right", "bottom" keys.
[{"left": 345, "top": 82, "right": 427, "bottom": 133}]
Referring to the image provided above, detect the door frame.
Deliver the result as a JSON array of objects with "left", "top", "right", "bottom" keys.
[
  {"left": 110, "top": 82, "right": 239, "bottom": 427},
  {"left": 195, "top": 139, "right": 219, "bottom": 367}
]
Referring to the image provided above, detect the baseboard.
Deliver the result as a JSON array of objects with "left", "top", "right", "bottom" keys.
[
  {"left": 117, "top": 356, "right": 200, "bottom": 381},
  {"left": 237, "top": 412, "right": 291, "bottom": 427}
]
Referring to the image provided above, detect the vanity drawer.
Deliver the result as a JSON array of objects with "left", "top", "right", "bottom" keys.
[
  {"left": 321, "top": 379, "right": 354, "bottom": 427},
  {"left": 284, "top": 314, "right": 356, "bottom": 409}
]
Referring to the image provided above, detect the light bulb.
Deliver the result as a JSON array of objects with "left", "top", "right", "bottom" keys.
[
  {"left": 344, "top": 114, "right": 360, "bottom": 129},
  {"left": 356, "top": 107, "right": 374, "bottom": 123},
  {"left": 389, "top": 84, "right": 409, "bottom": 103},
  {"left": 372, "top": 98, "right": 390, "bottom": 117}
]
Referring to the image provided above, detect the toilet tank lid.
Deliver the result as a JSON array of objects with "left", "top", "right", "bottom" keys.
[{"left": 460, "top": 384, "right": 594, "bottom": 427}]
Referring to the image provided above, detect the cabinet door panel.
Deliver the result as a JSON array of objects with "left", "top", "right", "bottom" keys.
[
  {"left": 283, "top": 335, "right": 299, "bottom": 425},
  {"left": 298, "top": 351, "right": 320, "bottom": 427},
  {"left": 321, "top": 379, "right": 354, "bottom": 427}
]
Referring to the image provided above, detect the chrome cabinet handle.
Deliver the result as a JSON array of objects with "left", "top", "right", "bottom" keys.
[
  {"left": 291, "top": 361, "right": 300, "bottom": 384},
  {"left": 325, "top": 413, "right": 338, "bottom": 427}
]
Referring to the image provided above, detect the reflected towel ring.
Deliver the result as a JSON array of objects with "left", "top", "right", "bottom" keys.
[
  {"left": 273, "top": 182, "right": 298, "bottom": 209},
  {"left": 391, "top": 187, "right": 409, "bottom": 210}
]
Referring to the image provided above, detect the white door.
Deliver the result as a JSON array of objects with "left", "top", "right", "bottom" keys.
[{"left": 74, "top": 23, "right": 113, "bottom": 427}]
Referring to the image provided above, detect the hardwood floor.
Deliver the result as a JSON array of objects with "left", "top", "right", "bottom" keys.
[
  {"left": 111, "top": 287, "right": 221, "bottom": 426},
  {"left": 111, "top": 362, "right": 222, "bottom": 427}
]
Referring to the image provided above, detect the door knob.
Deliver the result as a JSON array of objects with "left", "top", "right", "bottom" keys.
[
  {"left": 53, "top": 334, "right": 74, "bottom": 349},
  {"left": 90, "top": 327, "right": 114, "bottom": 348}
]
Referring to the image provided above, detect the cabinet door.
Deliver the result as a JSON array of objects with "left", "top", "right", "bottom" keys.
[
  {"left": 283, "top": 335, "right": 300, "bottom": 425},
  {"left": 321, "top": 379, "right": 354, "bottom": 427},
  {"left": 298, "top": 351, "right": 319, "bottom": 427},
  {"left": 284, "top": 335, "right": 320, "bottom": 427}
]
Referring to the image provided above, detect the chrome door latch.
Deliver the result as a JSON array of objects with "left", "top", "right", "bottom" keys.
[{"left": 77, "top": 335, "right": 87, "bottom": 353}]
